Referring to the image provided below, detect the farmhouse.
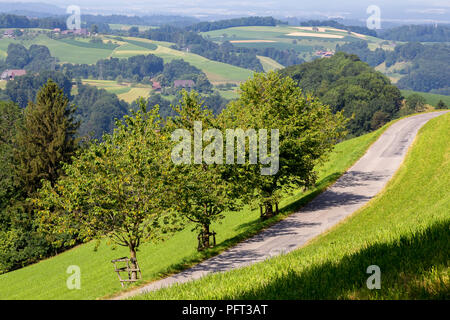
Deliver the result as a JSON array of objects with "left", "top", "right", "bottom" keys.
[
  {"left": 152, "top": 81, "right": 162, "bottom": 92},
  {"left": 315, "top": 50, "right": 334, "bottom": 58},
  {"left": 174, "top": 80, "right": 195, "bottom": 88},
  {"left": 3, "top": 29, "right": 14, "bottom": 38},
  {"left": 1, "top": 69, "right": 27, "bottom": 81}
]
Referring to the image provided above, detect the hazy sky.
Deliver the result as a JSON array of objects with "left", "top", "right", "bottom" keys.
[{"left": 1, "top": 0, "right": 449, "bottom": 22}]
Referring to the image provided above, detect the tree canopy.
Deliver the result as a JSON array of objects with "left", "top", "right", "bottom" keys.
[{"left": 281, "top": 52, "right": 403, "bottom": 136}]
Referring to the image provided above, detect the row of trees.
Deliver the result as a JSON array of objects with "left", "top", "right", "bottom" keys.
[
  {"left": 281, "top": 52, "right": 403, "bottom": 136},
  {"left": 378, "top": 24, "right": 450, "bottom": 42},
  {"left": 57, "top": 54, "right": 164, "bottom": 83},
  {"left": 14, "top": 72, "right": 347, "bottom": 278},
  {"left": 336, "top": 41, "right": 450, "bottom": 94},
  {"left": 186, "top": 16, "right": 283, "bottom": 32},
  {"left": 0, "top": 14, "right": 66, "bottom": 30}
]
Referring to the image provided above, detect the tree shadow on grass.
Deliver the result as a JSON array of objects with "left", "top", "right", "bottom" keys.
[
  {"left": 135, "top": 172, "right": 356, "bottom": 288},
  {"left": 222, "top": 220, "right": 450, "bottom": 300}
]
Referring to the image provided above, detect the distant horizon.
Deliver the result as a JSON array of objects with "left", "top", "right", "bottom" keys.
[{"left": 0, "top": 0, "right": 449, "bottom": 24}]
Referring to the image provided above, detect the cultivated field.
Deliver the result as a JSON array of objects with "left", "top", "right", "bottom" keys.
[
  {"left": 79, "top": 79, "right": 153, "bottom": 103},
  {"left": 202, "top": 25, "right": 386, "bottom": 61},
  {"left": 0, "top": 33, "right": 253, "bottom": 85}
]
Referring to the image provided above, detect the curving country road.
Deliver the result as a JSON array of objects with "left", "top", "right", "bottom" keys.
[{"left": 115, "top": 111, "right": 448, "bottom": 300}]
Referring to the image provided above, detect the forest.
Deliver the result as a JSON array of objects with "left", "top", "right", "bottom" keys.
[
  {"left": 281, "top": 52, "right": 403, "bottom": 136},
  {"left": 186, "top": 16, "right": 283, "bottom": 32},
  {"left": 336, "top": 41, "right": 450, "bottom": 94},
  {"left": 378, "top": 24, "right": 450, "bottom": 42}
]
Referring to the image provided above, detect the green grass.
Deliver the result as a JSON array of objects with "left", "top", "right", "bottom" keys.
[
  {"left": 107, "top": 36, "right": 253, "bottom": 84},
  {"left": 257, "top": 55, "right": 284, "bottom": 72},
  {"left": 0, "top": 34, "right": 114, "bottom": 64},
  {"left": 202, "top": 25, "right": 386, "bottom": 60},
  {"left": 57, "top": 38, "right": 119, "bottom": 50},
  {"left": 216, "top": 89, "right": 240, "bottom": 100},
  {"left": 0, "top": 114, "right": 393, "bottom": 300},
  {"left": 0, "top": 33, "right": 252, "bottom": 84},
  {"left": 118, "top": 87, "right": 152, "bottom": 103},
  {"left": 135, "top": 112, "right": 449, "bottom": 300},
  {"left": 79, "top": 80, "right": 154, "bottom": 103},
  {"left": 401, "top": 90, "right": 450, "bottom": 107}
]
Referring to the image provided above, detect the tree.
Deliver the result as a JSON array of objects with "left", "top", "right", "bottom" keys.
[
  {"left": 0, "top": 101, "right": 22, "bottom": 218},
  {"left": 5, "top": 43, "right": 29, "bottom": 69},
  {"left": 281, "top": 52, "right": 402, "bottom": 136},
  {"left": 436, "top": 100, "right": 447, "bottom": 109},
  {"left": 128, "top": 26, "right": 140, "bottom": 37},
  {"left": 35, "top": 100, "right": 180, "bottom": 280},
  {"left": 406, "top": 93, "right": 426, "bottom": 113},
  {"left": 90, "top": 24, "right": 99, "bottom": 34},
  {"left": 14, "top": 79, "right": 79, "bottom": 195},
  {"left": 221, "top": 72, "right": 347, "bottom": 219},
  {"left": 371, "top": 110, "right": 389, "bottom": 130},
  {"left": 167, "top": 91, "right": 243, "bottom": 250}
]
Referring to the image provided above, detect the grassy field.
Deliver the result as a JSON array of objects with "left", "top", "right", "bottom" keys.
[
  {"left": 401, "top": 90, "right": 450, "bottom": 107},
  {"left": 375, "top": 61, "right": 412, "bottom": 84},
  {"left": 0, "top": 115, "right": 394, "bottom": 300},
  {"left": 118, "top": 87, "right": 152, "bottom": 103},
  {"left": 257, "top": 55, "right": 284, "bottom": 71},
  {"left": 202, "top": 25, "right": 387, "bottom": 61},
  {"left": 80, "top": 79, "right": 153, "bottom": 103},
  {"left": 135, "top": 112, "right": 449, "bottom": 300},
  {"left": 0, "top": 34, "right": 252, "bottom": 84}
]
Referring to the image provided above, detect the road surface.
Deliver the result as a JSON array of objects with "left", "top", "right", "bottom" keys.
[{"left": 114, "top": 111, "right": 448, "bottom": 300}]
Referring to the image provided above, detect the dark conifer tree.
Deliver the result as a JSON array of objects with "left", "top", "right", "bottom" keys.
[{"left": 15, "top": 79, "right": 79, "bottom": 195}]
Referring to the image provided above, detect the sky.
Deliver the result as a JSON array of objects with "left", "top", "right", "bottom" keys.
[{"left": 1, "top": 0, "right": 449, "bottom": 23}]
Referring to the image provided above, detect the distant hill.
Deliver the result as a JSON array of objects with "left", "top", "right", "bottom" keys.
[{"left": 0, "top": 2, "right": 65, "bottom": 16}]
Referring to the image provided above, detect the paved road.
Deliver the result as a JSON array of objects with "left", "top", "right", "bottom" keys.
[{"left": 115, "top": 111, "right": 448, "bottom": 300}]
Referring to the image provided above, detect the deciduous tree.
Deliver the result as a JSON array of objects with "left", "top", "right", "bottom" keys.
[{"left": 36, "top": 100, "right": 179, "bottom": 279}]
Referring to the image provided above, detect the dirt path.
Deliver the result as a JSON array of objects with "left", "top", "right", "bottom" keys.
[{"left": 113, "top": 111, "right": 448, "bottom": 300}]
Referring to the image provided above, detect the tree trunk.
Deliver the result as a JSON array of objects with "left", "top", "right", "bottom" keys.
[
  {"left": 198, "top": 223, "right": 212, "bottom": 251},
  {"left": 261, "top": 201, "right": 274, "bottom": 220},
  {"left": 275, "top": 202, "right": 279, "bottom": 215},
  {"left": 129, "top": 247, "right": 138, "bottom": 281}
]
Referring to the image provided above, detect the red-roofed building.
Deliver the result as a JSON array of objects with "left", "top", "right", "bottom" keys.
[
  {"left": 1, "top": 69, "right": 27, "bottom": 81},
  {"left": 152, "top": 81, "right": 162, "bottom": 92}
]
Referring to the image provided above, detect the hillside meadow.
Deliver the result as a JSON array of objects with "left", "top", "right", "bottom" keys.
[
  {"left": 135, "top": 112, "right": 449, "bottom": 300},
  {"left": 0, "top": 115, "right": 394, "bottom": 300}
]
